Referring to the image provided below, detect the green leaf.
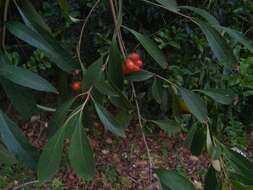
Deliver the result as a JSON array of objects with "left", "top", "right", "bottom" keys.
[
  {"left": 184, "top": 123, "right": 198, "bottom": 148},
  {"left": 0, "top": 144, "right": 17, "bottom": 165},
  {"left": 126, "top": 28, "right": 168, "bottom": 69},
  {"left": 198, "top": 20, "right": 236, "bottom": 66},
  {"left": 94, "top": 80, "right": 119, "bottom": 97},
  {"left": 232, "top": 181, "right": 253, "bottom": 190},
  {"left": 191, "top": 126, "right": 205, "bottom": 156},
  {"left": 82, "top": 57, "right": 103, "bottom": 91},
  {"left": 215, "top": 26, "right": 253, "bottom": 54},
  {"left": 151, "top": 119, "right": 180, "bottom": 136},
  {"left": 6, "top": 21, "right": 76, "bottom": 73},
  {"left": 160, "top": 88, "right": 169, "bottom": 112},
  {"left": 180, "top": 6, "right": 219, "bottom": 26},
  {"left": 224, "top": 148, "right": 253, "bottom": 185},
  {"left": 37, "top": 126, "right": 66, "bottom": 182},
  {"left": 204, "top": 166, "right": 220, "bottom": 190},
  {"left": 109, "top": 93, "right": 131, "bottom": 111},
  {"left": 0, "top": 110, "right": 38, "bottom": 168},
  {"left": 48, "top": 98, "right": 75, "bottom": 136},
  {"left": 107, "top": 37, "right": 124, "bottom": 90},
  {"left": 126, "top": 70, "right": 154, "bottom": 82},
  {"left": 93, "top": 101, "right": 125, "bottom": 137},
  {"left": 69, "top": 115, "right": 96, "bottom": 180},
  {"left": 206, "top": 126, "right": 212, "bottom": 155},
  {"left": 197, "top": 89, "right": 235, "bottom": 105},
  {"left": 230, "top": 172, "right": 253, "bottom": 186},
  {"left": 152, "top": 78, "right": 163, "bottom": 104},
  {"left": 155, "top": 0, "right": 178, "bottom": 12},
  {"left": 16, "top": 0, "right": 51, "bottom": 32},
  {"left": 0, "top": 63, "right": 58, "bottom": 93},
  {"left": 179, "top": 88, "right": 208, "bottom": 122},
  {"left": 155, "top": 169, "right": 196, "bottom": 190},
  {"left": 0, "top": 78, "right": 37, "bottom": 119},
  {"left": 115, "top": 110, "right": 132, "bottom": 129}
]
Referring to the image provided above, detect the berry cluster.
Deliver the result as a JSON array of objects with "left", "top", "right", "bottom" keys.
[{"left": 123, "top": 53, "right": 143, "bottom": 74}]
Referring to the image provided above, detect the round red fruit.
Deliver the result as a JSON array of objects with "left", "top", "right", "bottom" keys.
[
  {"left": 71, "top": 81, "right": 81, "bottom": 91},
  {"left": 125, "top": 59, "right": 137, "bottom": 70},
  {"left": 135, "top": 60, "right": 143, "bottom": 67},
  {"left": 128, "top": 52, "right": 141, "bottom": 62},
  {"left": 132, "top": 65, "right": 141, "bottom": 72}
]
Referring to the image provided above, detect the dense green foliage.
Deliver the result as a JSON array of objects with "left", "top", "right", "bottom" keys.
[{"left": 0, "top": 0, "right": 253, "bottom": 189}]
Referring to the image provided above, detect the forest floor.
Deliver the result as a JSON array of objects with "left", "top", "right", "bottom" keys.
[{"left": 0, "top": 114, "right": 252, "bottom": 190}]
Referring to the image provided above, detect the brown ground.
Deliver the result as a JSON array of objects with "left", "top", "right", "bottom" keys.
[{"left": 17, "top": 115, "right": 210, "bottom": 190}]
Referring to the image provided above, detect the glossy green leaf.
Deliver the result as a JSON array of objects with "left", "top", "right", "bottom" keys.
[
  {"left": 0, "top": 110, "right": 38, "bottom": 168},
  {"left": 0, "top": 63, "right": 58, "bottom": 93},
  {"left": 179, "top": 88, "right": 208, "bottom": 122},
  {"left": 197, "top": 89, "right": 235, "bottom": 105},
  {"left": 155, "top": 0, "right": 178, "bottom": 12},
  {"left": 151, "top": 119, "right": 180, "bottom": 136},
  {"left": 16, "top": 0, "right": 51, "bottom": 32},
  {"left": 126, "top": 28, "right": 168, "bottom": 69},
  {"left": 204, "top": 166, "right": 220, "bottom": 190},
  {"left": 107, "top": 37, "right": 124, "bottom": 90},
  {"left": 198, "top": 20, "right": 236, "bottom": 66},
  {"left": 191, "top": 126, "right": 205, "bottom": 156},
  {"left": 94, "top": 101, "right": 125, "bottom": 137},
  {"left": 37, "top": 126, "right": 66, "bottom": 182},
  {"left": 6, "top": 21, "right": 76, "bottom": 73},
  {"left": 152, "top": 78, "right": 163, "bottom": 104},
  {"left": 215, "top": 26, "right": 253, "bottom": 54},
  {"left": 82, "top": 57, "right": 103, "bottom": 91},
  {"left": 180, "top": 6, "right": 219, "bottom": 26},
  {"left": 0, "top": 78, "right": 37, "bottom": 119},
  {"left": 69, "top": 115, "right": 96, "bottom": 180},
  {"left": 126, "top": 70, "right": 154, "bottom": 82},
  {"left": 155, "top": 169, "right": 196, "bottom": 190},
  {"left": 48, "top": 98, "right": 75, "bottom": 136}
]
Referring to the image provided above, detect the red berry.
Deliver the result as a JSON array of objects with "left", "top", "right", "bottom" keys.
[
  {"left": 131, "top": 65, "right": 141, "bottom": 72},
  {"left": 128, "top": 52, "right": 141, "bottom": 62},
  {"left": 71, "top": 81, "right": 81, "bottom": 91},
  {"left": 135, "top": 60, "right": 143, "bottom": 67},
  {"left": 125, "top": 59, "right": 137, "bottom": 71}
]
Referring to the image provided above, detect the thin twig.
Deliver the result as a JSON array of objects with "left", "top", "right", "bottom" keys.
[
  {"left": 64, "top": 89, "right": 92, "bottom": 126},
  {"left": 155, "top": 74, "right": 176, "bottom": 87},
  {"left": 109, "top": 0, "right": 126, "bottom": 58},
  {"left": 131, "top": 82, "right": 153, "bottom": 183},
  {"left": 2, "top": 0, "right": 10, "bottom": 51},
  {"left": 76, "top": 0, "right": 101, "bottom": 71},
  {"left": 12, "top": 180, "right": 39, "bottom": 190},
  {"left": 139, "top": 0, "right": 200, "bottom": 26}
]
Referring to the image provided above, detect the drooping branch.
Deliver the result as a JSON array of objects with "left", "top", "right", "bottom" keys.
[
  {"left": 1, "top": 0, "right": 10, "bottom": 51},
  {"left": 76, "top": 0, "right": 101, "bottom": 71},
  {"left": 108, "top": 0, "right": 126, "bottom": 58}
]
